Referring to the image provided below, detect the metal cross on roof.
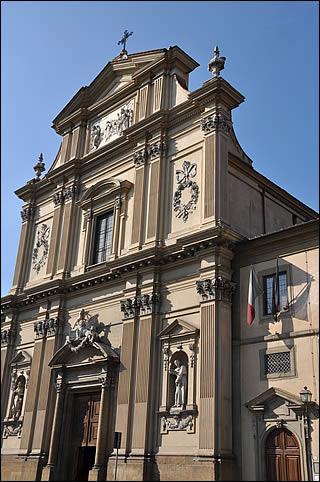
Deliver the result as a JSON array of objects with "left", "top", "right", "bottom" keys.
[{"left": 117, "top": 30, "right": 133, "bottom": 52}]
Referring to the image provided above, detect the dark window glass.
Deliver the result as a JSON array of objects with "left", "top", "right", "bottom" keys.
[
  {"left": 92, "top": 212, "right": 113, "bottom": 264},
  {"left": 265, "top": 352, "right": 291, "bottom": 374},
  {"left": 263, "top": 272, "right": 288, "bottom": 315}
]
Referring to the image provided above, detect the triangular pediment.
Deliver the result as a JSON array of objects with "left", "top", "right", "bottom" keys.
[
  {"left": 10, "top": 350, "right": 32, "bottom": 366},
  {"left": 49, "top": 339, "right": 119, "bottom": 368},
  {"left": 52, "top": 49, "right": 168, "bottom": 130},
  {"left": 158, "top": 319, "right": 199, "bottom": 339},
  {"left": 51, "top": 47, "right": 198, "bottom": 132},
  {"left": 246, "top": 387, "right": 302, "bottom": 411}
]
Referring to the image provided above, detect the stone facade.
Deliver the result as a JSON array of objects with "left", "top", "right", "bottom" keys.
[{"left": 1, "top": 45, "right": 319, "bottom": 481}]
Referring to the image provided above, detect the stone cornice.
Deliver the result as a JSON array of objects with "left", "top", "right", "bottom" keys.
[
  {"left": 1, "top": 225, "right": 244, "bottom": 312},
  {"left": 189, "top": 76, "right": 245, "bottom": 110}
]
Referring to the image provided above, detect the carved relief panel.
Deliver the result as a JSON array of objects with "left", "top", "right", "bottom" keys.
[{"left": 88, "top": 98, "right": 135, "bottom": 152}]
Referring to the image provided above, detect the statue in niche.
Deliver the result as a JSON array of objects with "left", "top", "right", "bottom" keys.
[
  {"left": 170, "top": 359, "right": 187, "bottom": 409},
  {"left": 9, "top": 376, "right": 25, "bottom": 420}
]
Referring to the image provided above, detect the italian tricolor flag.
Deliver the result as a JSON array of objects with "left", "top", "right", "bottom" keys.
[{"left": 247, "top": 265, "right": 263, "bottom": 325}]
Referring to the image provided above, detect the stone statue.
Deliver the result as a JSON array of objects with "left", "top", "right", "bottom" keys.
[
  {"left": 170, "top": 359, "right": 187, "bottom": 408},
  {"left": 73, "top": 308, "right": 89, "bottom": 340},
  {"left": 92, "top": 125, "right": 102, "bottom": 149},
  {"left": 9, "top": 378, "right": 25, "bottom": 420}
]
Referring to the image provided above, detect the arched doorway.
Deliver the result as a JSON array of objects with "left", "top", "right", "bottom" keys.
[{"left": 265, "top": 428, "right": 302, "bottom": 481}]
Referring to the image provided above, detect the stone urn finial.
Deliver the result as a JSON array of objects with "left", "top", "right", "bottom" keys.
[
  {"left": 33, "top": 153, "right": 45, "bottom": 180},
  {"left": 208, "top": 46, "right": 226, "bottom": 78}
]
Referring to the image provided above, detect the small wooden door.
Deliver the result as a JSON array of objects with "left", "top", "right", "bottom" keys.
[
  {"left": 71, "top": 393, "right": 101, "bottom": 480},
  {"left": 265, "top": 428, "right": 302, "bottom": 481}
]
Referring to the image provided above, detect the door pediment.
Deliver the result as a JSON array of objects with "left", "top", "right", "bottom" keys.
[{"left": 49, "top": 339, "right": 119, "bottom": 369}]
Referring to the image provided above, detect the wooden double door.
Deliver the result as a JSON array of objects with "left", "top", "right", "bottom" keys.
[
  {"left": 71, "top": 392, "right": 101, "bottom": 481},
  {"left": 265, "top": 428, "right": 302, "bottom": 481}
]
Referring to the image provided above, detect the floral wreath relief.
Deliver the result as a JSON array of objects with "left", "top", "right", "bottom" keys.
[{"left": 173, "top": 161, "right": 199, "bottom": 222}]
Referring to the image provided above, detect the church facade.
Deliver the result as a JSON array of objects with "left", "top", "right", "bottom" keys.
[{"left": 1, "top": 44, "right": 319, "bottom": 481}]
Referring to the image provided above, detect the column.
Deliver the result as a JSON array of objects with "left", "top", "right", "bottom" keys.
[{"left": 89, "top": 369, "right": 117, "bottom": 481}]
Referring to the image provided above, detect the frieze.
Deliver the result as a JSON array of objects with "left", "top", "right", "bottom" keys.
[
  {"left": 161, "top": 414, "right": 194, "bottom": 434},
  {"left": 173, "top": 161, "right": 199, "bottom": 222},
  {"left": 2, "top": 421, "right": 23, "bottom": 438},
  {"left": 20, "top": 206, "right": 35, "bottom": 222},
  {"left": 120, "top": 298, "right": 136, "bottom": 319},
  {"left": 89, "top": 99, "right": 135, "bottom": 151},
  {"left": 200, "top": 113, "right": 231, "bottom": 134},
  {"left": 1, "top": 329, "right": 15, "bottom": 346},
  {"left": 133, "top": 149, "right": 147, "bottom": 166},
  {"left": 136, "top": 293, "right": 159, "bottom": 315},
  {"left": 52, "top": 191, "right": 64, "bottom": 206},
  {"left": 63, "top": 184, "right": 80, "bottom": 202},
  {"left": 120, "top": 293, "right": 159, "bottom": 318},
  {"left": 32, "top": 224, "right": 50, "bottom": 273},
  {"left": 34, "top": 318, "right": 60, "bottom": 339},
  {"left": 196, "top": 277, "right": 236, "bottom": 302},
  {"left": 147, "top": 141, "right": 166, "bottom": 159}
]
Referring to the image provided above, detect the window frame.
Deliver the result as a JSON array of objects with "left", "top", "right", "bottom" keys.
[
  {"left": 78, "top": 178, "right": 132, "bottom": 270},
  {"left": 92, "top": 210, "right": 114, "bottom": 265},
  {"left": 263, "top": 271, "right": 289, "bottom": 316},
  {"left": 259, "top": 345, "right": 297, "bottom": 380},
  {"left": 257, "top": 263, "right": 294, "bottom": 322}
]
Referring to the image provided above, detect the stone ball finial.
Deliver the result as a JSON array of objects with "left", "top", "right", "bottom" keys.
[
  {"left": 208, "top": 45, "right": 226, "bottom": 78},
  {"left": 33, "top": 153, "right": 46, "bottom": 180}
]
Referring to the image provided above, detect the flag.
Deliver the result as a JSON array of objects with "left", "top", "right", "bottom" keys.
[
  {"left": 272, "top": 257, "right": 280, "bottom": 319},
  {"left": 247, "top": 265, "right": 263, "bottom": 325}
]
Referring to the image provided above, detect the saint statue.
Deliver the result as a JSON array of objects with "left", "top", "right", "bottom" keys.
[
  {"left": 170, "top": 359, "right": 187, "bottom": 408},
  {"left": 9, "top": 378, "right": 25, "bottom": 420}
]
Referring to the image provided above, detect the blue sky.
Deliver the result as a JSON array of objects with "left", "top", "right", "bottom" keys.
[{"left": 1, "top": 1, "right": 319, "bottom": 296}]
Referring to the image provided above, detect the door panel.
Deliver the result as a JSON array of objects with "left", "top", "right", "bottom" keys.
[{"left": 265, "top": 428, "right": 301, "bottom": 481}]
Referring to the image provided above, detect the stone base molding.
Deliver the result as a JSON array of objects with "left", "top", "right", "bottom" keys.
[{"left": 106, "top": 454, "right": 236, "bottom": 481}]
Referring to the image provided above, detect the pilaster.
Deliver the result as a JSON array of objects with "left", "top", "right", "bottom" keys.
[
  {"left": 196, "top": 256, "right": 236, "bottom": 477},
  {"left": 131, "top": 148, "right": 147, "bottom": 248},
  {"left": 11, "top": 205, "right": 36, "bottom": 293},
  {"left": 201, "top": 113, "right": 231, "bottom": 226},
  {"left": 56, "top": 183, "right": 80, "bottom": 275}
]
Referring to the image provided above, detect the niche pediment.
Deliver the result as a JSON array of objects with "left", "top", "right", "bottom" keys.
[
  {"left": 158, "top": 319, "right": 199, "bottom": 342},
  {"left": 10, "top": 350, "right": 32, "bottom": 367}
]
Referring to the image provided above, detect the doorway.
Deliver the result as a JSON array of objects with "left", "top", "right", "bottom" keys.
[
  {"left": 265, "top": 428, "right": 302, "bottom": 481},
  {"left": 70, "top": 392, "right": 101, "bottom": 481}
]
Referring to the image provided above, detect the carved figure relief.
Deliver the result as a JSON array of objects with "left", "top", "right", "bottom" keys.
[
  {"left": 90, "top": 99, "right": 134, "bottom": 151},
  {"left": 32, "top": 224, "right": 50, "bottom": 273},
  {"left": 173, "top": 161, "right": 199, "bottom": 222},
  {"left": 9, "top": 376, "right": 25, "bottom": 421}
]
